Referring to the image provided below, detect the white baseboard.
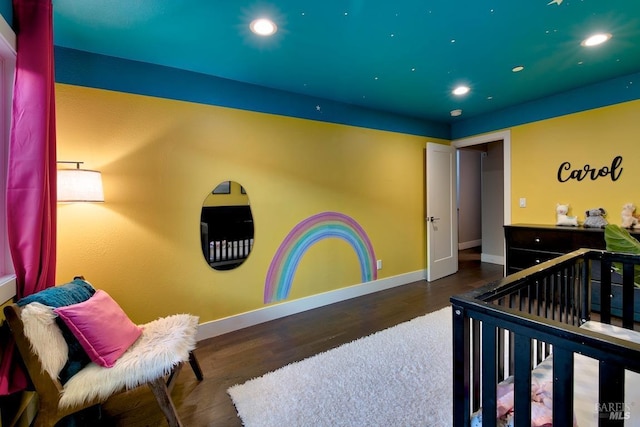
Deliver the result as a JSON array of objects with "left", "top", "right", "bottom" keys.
[
  {"left": 458, "top": 240, "right": 481, "bottom": 250},
  {"left": 0, "top": 274, "right": 16, "bottom": 305},
  {"left": 196, "top": 270, "right": 427, "bottom": 341},
  {"left": 481, "top": 253, "right": 504, "bottom": 265}
]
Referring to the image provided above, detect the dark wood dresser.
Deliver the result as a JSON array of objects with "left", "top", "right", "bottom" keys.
[{"left": 504, "top": 223, "right": 640, "bottom": 274}]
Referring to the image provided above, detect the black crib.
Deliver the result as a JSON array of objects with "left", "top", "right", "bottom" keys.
[{"left": 451, "top": 249, "right": 640, "bottom": 427}]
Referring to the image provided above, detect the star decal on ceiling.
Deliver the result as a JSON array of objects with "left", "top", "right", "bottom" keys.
[{"left": 547, "top": 0, "right": 563, "bottom": 5}]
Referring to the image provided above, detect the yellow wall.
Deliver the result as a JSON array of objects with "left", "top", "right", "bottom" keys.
[
  {"left": 511, "top": 99, "right": 640, "bottom": 225},
  {"left": 55, "top": 84, "right": 447, "bottom": 323}
]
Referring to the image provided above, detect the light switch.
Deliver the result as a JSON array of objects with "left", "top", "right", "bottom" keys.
[{"left": 519, "top": 198, "right": 526, "bottom": 208}]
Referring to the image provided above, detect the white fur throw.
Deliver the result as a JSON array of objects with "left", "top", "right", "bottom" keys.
[
  {"left": 21, "top": 304, "right": 198, "bottom": 409},
  {"left": 21, "top": 302, "right": 69, "bottom": 379}
]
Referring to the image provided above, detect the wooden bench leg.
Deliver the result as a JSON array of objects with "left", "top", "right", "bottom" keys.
[
  {"left": 166, "top": 351, "right": 203, "bottom": 390},
  {"left": 166, "top": 363, "right": 184, "bottom": 392},
  {"left": 148, "top": 377, "right": 182, "bottom": 427},
  {"left": 189, "top": 351, "right": 204, "bottom": 381}
]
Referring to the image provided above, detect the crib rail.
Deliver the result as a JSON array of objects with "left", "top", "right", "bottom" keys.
[
  {"left": 451, "top": 249, "right": 640, "bottom": 427},
  {"left": 206, "top": 238, "right": 254, "bottom": 269}
]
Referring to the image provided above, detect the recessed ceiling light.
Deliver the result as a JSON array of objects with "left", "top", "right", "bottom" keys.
[
  {"left": 450, "top": 109, "right": 462, "bottom": 117},
  {"left": 452, "top": 86, "right": 470, "bottom": 96},
  {"left": 581, "top": 33, "right": 612, "bottom": 47},
  {"left": 512, "top": 65, "right": 524, "bottom": 72},
  {"left": 250, "top": 18, "right": 277, "bottom": 36}
]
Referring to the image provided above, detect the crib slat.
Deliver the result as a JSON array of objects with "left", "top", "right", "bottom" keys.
[
  {"left": 552, "top": 347, "right": 574, "bottom": 427},
  {"left": 599, "top": 360, "right": 625, "bottom": 427},
  {"left": 536, "top": 279, "right": 542, "bottom": 317},
  {"left": 622, "top": 263, "right": 634, "bottom": 329},
  {"left": 508, "top": 330, "right": 514, "bottom": 377},
  {"left": 568, "top": 265, "right": 576, "bottom": 325},
  {"left": 574, "top": 262, "right": 581, "bottom": 324},
  {"left": 546, "top": 276, "right": 553, "bottom": 321},
  {"left": 513, "top": 333, "right": 532, "bottom": 427},
  {"left": 550, "top": 275, "right": 557, "bottom": 321},
  {"left": 452, "top": 306, "right": 470, "bottom": 427},
  {"left": 472, "top": 319, "right": 481, "bottom": 411},
  {"left": 567, "top": 264, "right": 575, "bottom": 323},
  {"left": 481, "top": 321, "right": 497, "bottom": 427},
  {"left": 497, "top": 327, "right": 505, "bottom": 382},
  {"left": 601, "top": 259, "right": 612, "bottom": 324},
  {"left": 581, "top": 258, "right": 590, "bottom": 325},
  {"left": 536, "top": 282, "right": 545, "bottom": 364},
  {"left": 559, "top": 267, "right": 565, "bottom": 320},
  {"left": 536, "top": 338, "right": 544, "bottom": 365}
]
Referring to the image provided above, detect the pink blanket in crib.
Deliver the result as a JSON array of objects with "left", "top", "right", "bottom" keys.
[
  {"left": 496, "top": 376, "right": 553, "bottom": 426},
  {"left": 471, "top": 371, "right": 577, "bottom": 427}
]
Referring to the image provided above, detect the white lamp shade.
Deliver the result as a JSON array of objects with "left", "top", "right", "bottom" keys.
[{"left": 57, "top": 169, "right": 104, "bottom": 202}]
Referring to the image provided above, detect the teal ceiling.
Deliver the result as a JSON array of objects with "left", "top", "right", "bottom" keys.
[{"left": 52, "top": 1, "right": 640, "bottom": 123}]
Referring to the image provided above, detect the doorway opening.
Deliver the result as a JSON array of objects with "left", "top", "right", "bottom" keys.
[{"left": 453, "top": 130, "right": 511, "bottom": 272}]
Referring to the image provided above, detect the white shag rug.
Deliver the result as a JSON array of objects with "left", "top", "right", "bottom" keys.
[{"left": 228, "top": 306, "right": 452, "bottom": 427}]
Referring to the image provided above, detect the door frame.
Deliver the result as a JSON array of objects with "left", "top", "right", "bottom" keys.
[
  {"left": 452, "top": 130, "right": 511, "bottom": 227},
  {"left": 452, "top": 130, "right": 511, "bottom": 275}
]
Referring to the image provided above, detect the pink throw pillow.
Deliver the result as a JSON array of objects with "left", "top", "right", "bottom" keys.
[{"left": 54, "top": 290, "right": 142, "bottom": 368}]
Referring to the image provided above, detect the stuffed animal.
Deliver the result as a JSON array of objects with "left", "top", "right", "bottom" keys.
[
  {"left": 583, "top": 207, "right": 608, "bottom": 228},
  {"left": 621, "top": 203, "right": 640, "bottom": 229},
  {"left": 556, "top": 203, "right": 578, "bottom": 226}
]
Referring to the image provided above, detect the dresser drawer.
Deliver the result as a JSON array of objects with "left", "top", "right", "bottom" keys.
[
  {"left": 505, "top": 224, "right": 640, "bottom": 274},
  {"left": 507, "top": 228, "right": 574, "bottom": 252},
  {"left": 572, "top": 231, "right": 606, "bottom": 250},
  {"left": 508, "top": 248, "right": 564, "bottom": 270}
]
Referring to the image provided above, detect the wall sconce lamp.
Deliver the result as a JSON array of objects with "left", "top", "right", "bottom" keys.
[{"left": 57, "top": 161, "right": 104, "bottom": 202}]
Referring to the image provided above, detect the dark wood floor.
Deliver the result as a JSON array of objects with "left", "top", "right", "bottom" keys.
[{"left": 100, "top": 248, "right": 504, "bottom": 426}]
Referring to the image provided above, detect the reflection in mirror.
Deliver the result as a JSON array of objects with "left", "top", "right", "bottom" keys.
[{"left": 200, "top": 181, "right": 254, "bottom": 270}]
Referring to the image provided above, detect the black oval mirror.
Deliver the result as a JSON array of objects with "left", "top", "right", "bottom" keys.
[{"left": 200, "top": 181, "right": 254, "bottom": 270}]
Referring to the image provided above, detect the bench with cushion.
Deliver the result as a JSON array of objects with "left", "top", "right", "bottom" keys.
[{"left": 4, "top": 279, "right": 202, "bottom": 427}]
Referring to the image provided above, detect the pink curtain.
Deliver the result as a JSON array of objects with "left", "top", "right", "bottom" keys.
[{"left": 0, "top": 0, "right": 57, "bottom": 395}]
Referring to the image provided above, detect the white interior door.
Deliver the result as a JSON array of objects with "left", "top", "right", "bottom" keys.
[{"left": 426, "top": 143, "right": 458, "bottom": 281}]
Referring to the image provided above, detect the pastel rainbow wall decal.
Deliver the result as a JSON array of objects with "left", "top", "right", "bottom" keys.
[{"left": 264, "top": 212, "right": 377, "bottom": 303}]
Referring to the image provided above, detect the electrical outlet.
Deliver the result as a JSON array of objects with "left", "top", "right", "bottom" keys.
[{"left": 376, "top": 260, "right": 382, "bottom": 270}]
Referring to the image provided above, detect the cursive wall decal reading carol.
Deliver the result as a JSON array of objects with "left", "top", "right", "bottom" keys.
[{"left": 557, "top": 155, "right": 623, "bottom": 182}]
